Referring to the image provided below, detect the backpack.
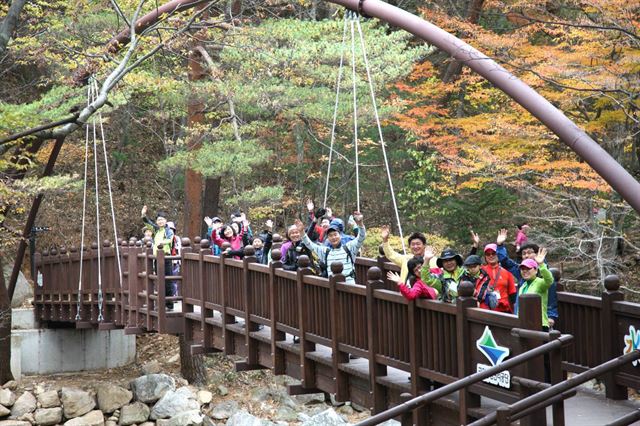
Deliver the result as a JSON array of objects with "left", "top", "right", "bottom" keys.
[
  {"left": 320, "top": 245, "right": 356, "bottom": 280},
  {"left": 478, "top": 267, "right": 501, "bottom": 310}
]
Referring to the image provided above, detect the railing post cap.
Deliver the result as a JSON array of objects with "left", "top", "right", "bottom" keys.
[
  {"left": 194, "top": 236, "right": 202, "bottom": 244},
  {"left": 181, "top": 237, "right": 191, "bottom": 247},
  {"left": 69, "top": 246, "right": 78, "bottom": 253},
  {"left": 458, "top": 280, "right": 475, "bottom": 298},
  {"left": 221, "top": 241, "right": 231, "bottom": 250},
  {"left": 298, "top": 255, "right": 311, "bottom": 268},
  {"left": 244, "top": 245, "right": 256, "bottom": 256},
  {"left": 42, "top": 250, "right": 49, "bottom": 256},
  {"left": 200, "top": 239, "right": 211, "bottom": 249},
  {"left": 59, "top": 246, "right": 67, "bottom": 254},
  {"left": 367, "top": 266, "right": 381, "bottom": 281},
  {"left": 91, "top": 241, "right": 99, "bottom": 249},
  {"left": 145, "top": 240, "right": 153, "bottom": 248},
  {"left": 49, "top": 247, "right": 58, "bottom": 256},
  {"left": 103, "top": 239, "right": 111, "bottom": 247},
  {"left": 331, "top": 261, "right": 344, "bottom": 275},
  {"left": 271, "top": 248, "right": 281, "bottom": 262},
  {"left": 604, "top": 275, "right": 620, "bottom": 291},
  {"left": 272, "top": 233, "right": 283, "bottom": 243}
]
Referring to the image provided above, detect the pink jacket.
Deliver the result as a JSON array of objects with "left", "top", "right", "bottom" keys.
[{"left": 398, "top": 279, "right": 438, "bottom": 301}]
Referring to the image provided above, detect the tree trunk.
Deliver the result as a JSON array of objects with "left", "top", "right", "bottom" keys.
[
  {"left": 0, "top": 255, "right": 14, "bottom": 384},
  {"left": 179, "top": 334, "right": 207, "bottom": 385},
  {"left": 0, "top": 0, "right": 28, "bottom": 58}
]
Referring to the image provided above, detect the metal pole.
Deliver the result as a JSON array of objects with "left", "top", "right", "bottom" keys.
[
  {"left": 355, "top": 335, "right": 573, "bottom": 426},
  {"left": 325, "top": 0, "right": 640, "bottom": 215}
]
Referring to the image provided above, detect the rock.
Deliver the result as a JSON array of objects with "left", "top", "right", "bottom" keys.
[
  {"left": 119, "top": 402, "right": 150, "bottom": 425},
  {"left": 0, "top": 405, "right": 10, "bottom": 417},
  {"left": 197, "top": 390, "right": 213, "bottom": 405},
  {"left": 167, "top": 354, "right": 180, "bottom": 363},
  {"left": 351, "top": 402, "right": 366, "bottom": 412},
  {"left": 377, "top": 421, "right": 401, "bottom": 425},
  {"left": 10, "top": 392, "right": 36, "bottom": 418},
  {"left": 1, "top": 383, "right": 17, "bottom": 391},
  {"left": 0, "top": 421, "right": 31, "bottom": 425},
  {"left": 141, "top": 361, "right": 161, "bottom": 375},
  {"left": 37, "top": 390, "right": 59, "bottom": 409},
  {"left": 202, "top": 417, "right": 217, "bottom": 426},
  {"left": 293, "top": 392, "right": 325, "bottom": 406},
  {"left": 156, "top": 410, "right": 203, "bottom": 426},
  {"left": 97, "top": 385, "right": 132, "bottom": 414},
  {"left": 2, "top": 262, "right": 32, "bottom": 308},
  {"left": 225, "top": 411, "right": 262, "bottom": 426},
  {"left": 64, "top": 410, "right": 105, "bottom": 426},
  {"left": 209, "top": 400, "right": 239, "bottom": 420},
  {"left": 337, "top": 404, "right": 354, "bottom": 416},
  {"left": 15, "top": 413, "right": 33, "bottom": 424},
  {"left": 139, "top": 423, "right": 155, "bottom": 426},
  {"left": 105, "top": 421, "right": 117, "bottom": 426},
  {"left": 0, "top": 389, "right": 16, "bottom": 407},
  {"left": 61, "top": 387, "right": 95, "bottom": 419},
  {"left": 274, "top": 406, "right": 298, "bottom": 422},
  {"left": 130, "top": 374, "right": 175, "bottom": 404},
  {"left": 150, "top": 389, "right": 199, "bottom": 420},
  {"left": 300, "top": 408, "right": 349, "bottom": 426},
  {"left": 33, "top": 407, "right": 62, "bottom": 426},
  {"left": 217, "top": 385, "right": 228, "bottom": 396}
]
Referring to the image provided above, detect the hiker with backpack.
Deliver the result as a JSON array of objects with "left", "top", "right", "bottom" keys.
[
  {"left": 295, "top": 212, "right": 366, "bottom": 284},
  {"left": 480, "top": 243, "right": 517, "bottom": 313}
]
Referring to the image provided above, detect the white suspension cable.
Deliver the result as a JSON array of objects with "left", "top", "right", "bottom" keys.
[
  {"left": 356, "top": 18, "right": 406, "bottom": 253},
  {"left": 323, "top": 14, "right": 349, "bottom": 209},
  {"left": 76, "top": 80, "right": 92, "bottom": 320},
  {"left": 93, "top": 78, "right": 123, "bottom": 289},
  {"left": 350, "top": 13, "right": 361, "bottom": 212},
  {"left": 91, "top": 81, "right": 104, "bottom": 322}
]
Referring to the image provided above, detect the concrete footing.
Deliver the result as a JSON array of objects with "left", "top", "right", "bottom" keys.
[{"left": 11, "top": 308, "right": 136, "bottom": 378}]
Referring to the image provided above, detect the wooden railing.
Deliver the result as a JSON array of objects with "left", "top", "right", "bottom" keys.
[{"left": 33, "top": 237, "right": 640, "bottom": 424}]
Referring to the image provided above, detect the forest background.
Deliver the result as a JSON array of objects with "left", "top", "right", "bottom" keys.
[{"left": 1, "top": 0, "right": 639, "bottom": 297}]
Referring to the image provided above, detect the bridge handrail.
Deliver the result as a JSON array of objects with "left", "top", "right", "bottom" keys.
[
  {"left": 355, "top": 332, "right": 574, "bottom": 426},
  {"left": 468, "top": 349, "right": 640, "bottom": 426}
]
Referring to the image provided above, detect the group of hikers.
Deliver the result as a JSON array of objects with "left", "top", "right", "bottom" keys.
[{"left": 140, "top": 202, "right": 557, "bottom": 332}]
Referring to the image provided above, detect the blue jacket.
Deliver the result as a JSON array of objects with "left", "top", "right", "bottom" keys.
[{"left": 497, "top": 244, "right": 558, "bottom": 321}]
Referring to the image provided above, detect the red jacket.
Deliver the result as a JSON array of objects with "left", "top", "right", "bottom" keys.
[
  {"left": 397, "top": 279, "right": 438, "bottom": 301},
  {"left": 480, "top": 264, "right": 517, "bottom": 313}
]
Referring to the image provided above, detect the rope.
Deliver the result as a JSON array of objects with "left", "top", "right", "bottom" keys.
[
  {"left": 90, "top": 79, "right": 104, "bottom": 322},
  {"left": 350, "top": 12, "right": 361, "bottom": 212},
  {"left": 356, "top": 17, "right": 406, "bottom": 253},
  {"left": 323, "top": 14, "right": 349, "bottom": 209},
  {"left": 75, "top": 81, "right": 92, "bottom": 320},
  {"left": 93, "top": 78, "right": 123, "bottom": 289}
]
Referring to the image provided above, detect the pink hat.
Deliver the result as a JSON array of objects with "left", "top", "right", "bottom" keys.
[
  {"left": 520, "top": 258, "right": 538, "bottom": 269},
  {"left": 484, "top": 243, "right": 498, "bottom": 253}
]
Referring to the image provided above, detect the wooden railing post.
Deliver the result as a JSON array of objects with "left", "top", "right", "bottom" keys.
[
  {"left": 517, "top": 293, "right": 545, "bottom": 426},
  {"left": 366, "top": 266, "right": 387, "bottom": 414},
  {"left": 239, "top": 245, "right": 261, "bottom": 370},
  {"left": 456, "top": 281, "right": 480, "bottom": 425},
  {"left": 330, "top": 263, "right": 348, "bottom": 402},
  {"left": 157, "top": 246, "right": 167, "bottom": 332},
  {"left": 602, "top": 275, "right": 627, "bottom": 400},
  {"left": 269, "top": 248, "right": 286, "bottom": 375},
  {"left": 296, "top": 255, "right": 316, "bottom": 391},
  {"left": 220, "top": 241, "right": 234, "bottom": 354},
  {"left": 199, "top": 239, "right": 211, "bottom": 349},
  {"left": 181, "top": 238, "right": 194, "bottom": 339},
  {"left": 144, "top": 241, "right": 153, "bottom": 331}
]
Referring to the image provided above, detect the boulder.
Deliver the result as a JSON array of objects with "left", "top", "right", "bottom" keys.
[
  {"left": 196, "top": 390, "right": 212, "bottom": 405},
  {"left": 209, "top": 400, "right": 239, "bottom": 420},
  {"left": 64, "top": 410, "right": 105, "bottom": 426},
  {"left": 0, "top": 405, "right": 9, "bottom": 417},
  {"left": 301, "top": 408, "right": 349, "bottom": 426},
  {"left": 10, "top": 392, "right": 36, "bottom": 418},
  {"left": 225, "top": 411, "right": 263, "bottom": 426},
  {"left": 2, "top": 261, "right": 32, "bottom": 308},
  {"left": 1, "top": 383, "right": 17, "bottom": 391},
  {"left": 97, "top": 385, "right": 132, "bottom": 414},
  {"left": 293, "top": 392, "right": 325, "bottom": 406},
  {"left": 150, "top": 389, "right": 199, "bottom": 420},
  {"left": 130, "top": 374, "right": 175, "bottom": 404},
  {"left": 33, "top": 407, "right": 62, "bottom": 426},
  {"left": 273, "top": 406, "right": 298, "bottom": 422},
  {"left": 37, "top": 390, "right": 59, "bottom": 409},
  {"left": 156, "top": 410, "right": 203, "bottom": 426},
  {"left": 0, "top": 421, "right": 31, "bottom": 426},
  {"left": 61, "top": 388, "right": 95, "bottom": 419},
  {"left": 118, "top": 402, "right": 150, "bottom": 425},
  {"left": 0, "top": 389, "right": 16, "bottom": 407}
]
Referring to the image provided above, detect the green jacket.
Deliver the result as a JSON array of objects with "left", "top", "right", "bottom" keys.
[
  {"left": 422, "top": 265, "right": 465, "bottom": 302},
  {"left": 518, "top": 263, "right": 553, "bottom": 327}
]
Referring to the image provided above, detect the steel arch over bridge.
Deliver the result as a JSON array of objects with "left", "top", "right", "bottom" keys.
[{"left": 328, "top": 0, "right": 640, "bottom": 214}]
